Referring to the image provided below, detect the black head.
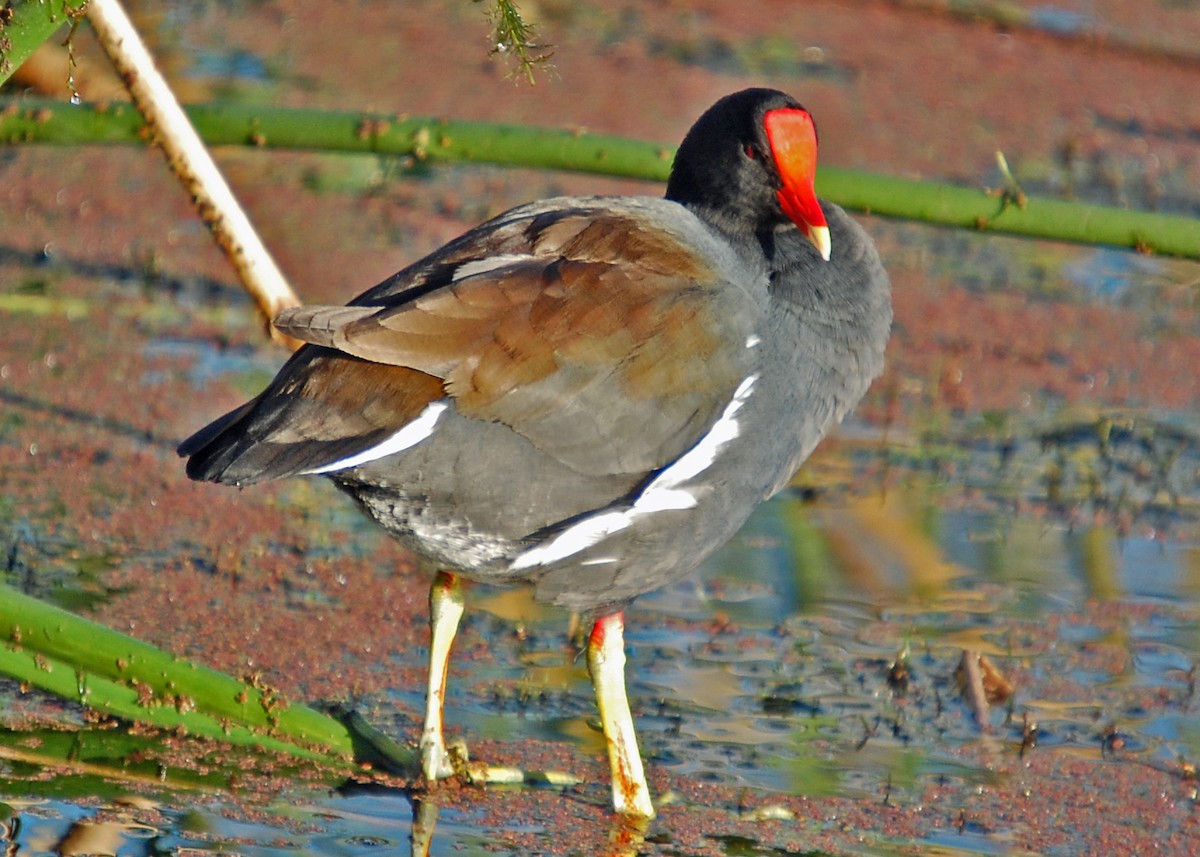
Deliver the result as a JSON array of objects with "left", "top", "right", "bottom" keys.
[{"left": 666, "top": 88, "right": 829, "bottom": 259}]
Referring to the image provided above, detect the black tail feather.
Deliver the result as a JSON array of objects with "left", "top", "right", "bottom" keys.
[{"left": 177, "top": 399, "right": 260, "bottom": 483}]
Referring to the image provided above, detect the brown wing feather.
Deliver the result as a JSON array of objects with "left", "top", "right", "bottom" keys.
[{"left": 275, "top": 208, "right": 757, "bottom": 476}]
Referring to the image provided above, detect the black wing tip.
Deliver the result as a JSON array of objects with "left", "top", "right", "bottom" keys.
[
  {"left": 180, "top": 439, "right": 273, "bottom": 486},
  {"left": 177, "top": 415, "right": 317, "bottom": 486},
  {"left": 181, "top": 450, "right": 221, "bottom": 483},
  {"left": 178, "top": 437, "right": 232, "bottom": 484},
  {"left": 176, "top": 431, "right": 206, "bottom": 461},
  {"left": 176, "top": 403, "right": 255, "bottom": 484}
]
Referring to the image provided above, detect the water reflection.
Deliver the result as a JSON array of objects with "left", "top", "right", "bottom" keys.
[
  {"left": 622, "top": 483, "right": 1200, "bottom": 802},
  {"left": 1, "top": 464, "right": 1197, "bottom": 854}
]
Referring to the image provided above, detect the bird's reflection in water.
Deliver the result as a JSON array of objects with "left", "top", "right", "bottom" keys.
[{"left": 410, "top": 797, "right": 437, "bottom": 857}]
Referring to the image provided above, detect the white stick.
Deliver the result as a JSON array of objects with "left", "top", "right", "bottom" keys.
[{"left": 86, "top": 0, "right": 302, "bottom": 348}]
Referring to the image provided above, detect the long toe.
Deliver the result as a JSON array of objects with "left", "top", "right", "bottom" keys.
[{"left": 419, "top": 733, "right": 458, "bottom": 781}]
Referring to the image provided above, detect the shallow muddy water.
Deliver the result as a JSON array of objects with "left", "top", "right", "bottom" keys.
[{"left": 3, "top": 479, "right": 1198, "bottom": 855}]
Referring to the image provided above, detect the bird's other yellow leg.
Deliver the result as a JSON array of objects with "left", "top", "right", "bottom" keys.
[
  {"left": 420, "top": 570, "right": 464, "bottom": 781},
  {"left": 587, "top": 611, "right": 655, "bottom": 819}
]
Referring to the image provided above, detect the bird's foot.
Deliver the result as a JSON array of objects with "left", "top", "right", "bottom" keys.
[
  {"left": 419, "top": 733, "right": 465, "bottom": 781},
  {"left": 421, "top": 734, "right": 581, "bottom": 789}
]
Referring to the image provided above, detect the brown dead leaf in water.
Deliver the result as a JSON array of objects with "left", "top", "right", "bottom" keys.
[{"left": 956, "top": 650, "right": 1015, "bottom": 730}]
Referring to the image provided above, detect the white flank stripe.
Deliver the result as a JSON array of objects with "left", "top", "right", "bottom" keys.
[
  {"left": 638, "top": 374, "right": 757, "bottom": 501},
  {"left": 303, "top": 401, "right": 449, "bottom": 475},
  {"left": 630, "top": 486, "right": 696, "bottom": 514},
  {"left": 510, "top": 375, "right": 759, "bottom": 570},
  {"left": 745, "top": 334, "right": 761, "bottom": 349},
  {"left": 511, "top": 511, "right": 632, "bottom": 570}
]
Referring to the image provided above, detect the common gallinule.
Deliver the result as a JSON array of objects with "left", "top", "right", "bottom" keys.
[{"left": 179, "top": 88, "right": 891, "bottom": 818}]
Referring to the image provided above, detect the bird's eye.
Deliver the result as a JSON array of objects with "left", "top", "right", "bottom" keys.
[{"left": 744, "top": 144, "right": 757, "bottom": 160}]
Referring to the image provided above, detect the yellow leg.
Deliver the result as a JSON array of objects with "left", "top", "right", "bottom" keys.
[
  {"left": 420, "top": 571, "right": 464, "bottom": 781},
  {"left": 587, "top": 611, "right": 655, "bottom": 819}
]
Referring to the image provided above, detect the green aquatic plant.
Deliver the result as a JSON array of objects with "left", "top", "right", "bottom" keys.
[
  {"left": 2, "top": 98, "right": 1197, "bottom": 260},
  {"left": 0, "top": 583, "right": 357, "bottom": 764}
]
